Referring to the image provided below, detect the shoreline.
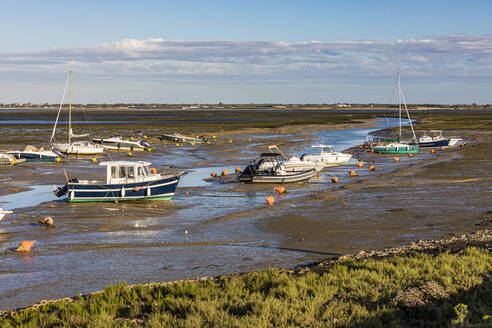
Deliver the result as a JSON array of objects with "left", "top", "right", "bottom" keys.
[{"left": 1, "top": 228, "right": 490, "bottom": 317}]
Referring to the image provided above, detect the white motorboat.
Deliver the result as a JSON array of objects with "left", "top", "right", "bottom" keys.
[
  {"left": 50, "top": 71, "right": 105, "bottom": 155},
  {"left": 267, "top": 144, "right": 352, "bottom": 171},
  {"left": 0, "top": 208, "right": 13, "bottom": 220},
  {"left": 8, "top": 148, "right": 62, "bottom": 162},
  {"left": 92, "top": 136, "right": 152, "bottom": 151},
  {"left": 238, "top": 153, "right": 316, "bottom": 183}
]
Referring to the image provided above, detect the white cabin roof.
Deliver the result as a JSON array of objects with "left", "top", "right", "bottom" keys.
[
  {"left": 311, "top": 144, "right": 334, "bottom": 148},
  {"left": 99, "top": 161, "right": 151, "bottom": 167}
]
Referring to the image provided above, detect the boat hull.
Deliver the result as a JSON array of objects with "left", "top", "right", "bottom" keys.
[
  {"left": 371, "top": 145, "right": 419, "bottom": 154},
  {"left": 63, "top": 175, "right": 180, "bottom": 202},
  {"left": 410, "top": 139, "right": 450, "bottom": 148},
  {"left": 161, "top": 134, "right": 205, "bottom": 144},
  {"left": 52, "top": 143, "right": 105, "bottom": 155},
  {"left": 238, "top": 169, "right": 316, "bottom": 183},
  {"left": 8, "top": 151, "right": 61, "bottom": 162}
]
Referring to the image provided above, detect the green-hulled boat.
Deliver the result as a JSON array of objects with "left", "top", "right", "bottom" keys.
[{"left": 370, "top": 73, "right": 419, "bottom": 155}]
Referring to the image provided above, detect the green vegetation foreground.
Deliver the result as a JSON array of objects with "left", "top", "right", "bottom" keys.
[{"left": 1, "top": 246, "right": 491, "bottom": 327}]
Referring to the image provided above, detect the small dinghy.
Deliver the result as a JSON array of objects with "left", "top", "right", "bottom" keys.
[
  {"left": 161, "top": 133, "right": 208, "bottom": 144},
  {"left": 0, "top": 208, "right": 13, "bottom": 220},
  {"left": 92, "top": 136, "right": 152, "bottom": 151},
  {"left": 0, "top": 153, "right": 26, "bottom": 165},
  {"left": 54, "top": 160, "right": 185, "bottom": 202},
  {"left": 238, "top": 153, "right": 316, "bottom": 183}
]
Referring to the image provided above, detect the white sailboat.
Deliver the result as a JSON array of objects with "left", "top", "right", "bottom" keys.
[{"left": 50, "top": 71, "right": 105, "bottom": 155}]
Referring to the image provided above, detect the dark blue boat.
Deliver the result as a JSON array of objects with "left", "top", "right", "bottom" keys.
[{"left": 54, "top": 161, "right": 184, "bottom": 202}]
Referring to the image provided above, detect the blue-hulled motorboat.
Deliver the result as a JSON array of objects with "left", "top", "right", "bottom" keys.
[{"left": 54, "top": 161, "right": 185, "bottom": 202}]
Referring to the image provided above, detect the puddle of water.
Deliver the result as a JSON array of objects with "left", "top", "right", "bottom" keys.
[
  {"left": 179, "top": 166, "right": 236, "bottom": 187},
  {"left": 1, "top": 185, "right": 58, "bottom": 211}
]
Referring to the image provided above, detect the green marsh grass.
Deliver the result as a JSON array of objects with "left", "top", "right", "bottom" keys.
[{"left": 1, "top": 247, "right": 491, "bottom": 327}]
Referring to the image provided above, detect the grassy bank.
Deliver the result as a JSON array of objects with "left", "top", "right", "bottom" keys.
[{"left": 1, "top": 247, "right": 491, "bottom": 327}]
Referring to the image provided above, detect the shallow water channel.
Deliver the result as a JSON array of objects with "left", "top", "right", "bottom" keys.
[{"left": 0, "top": 117, "right": 407, "bottom": 310}]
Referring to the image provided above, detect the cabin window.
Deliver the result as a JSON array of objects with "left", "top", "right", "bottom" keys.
[
  {"left": 111, "top": 167, "right": 117, "bottom": 178},
  {"left": 143, "top": 166, "right": 150, "bottom": 175},
  {"left": 119, "top": 166, "right": 126, "bottom": 178},
  {"left": 128, "top": 167, "right": 135, "bottom": 178},
  {"left": 137, "top": 167, "right": 144, "bottom": 177}
]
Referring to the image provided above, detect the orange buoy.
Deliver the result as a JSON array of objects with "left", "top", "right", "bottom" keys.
[
  {"left": 42, "top": 217, "right": 53, "bottom": 226},
  {"left": 235, "top": 165, "right": 241, "bottom": 173},
  {"left": 440, "top": 146, "right": 445, "bottom": 151},
  {"left": 133, "top": 186, "right": 140, "bottom": 192},
  {"left": 265, "top": 196, "right": 275, "bottom": 205},
  {"left": 359, "top": 145, "right": 363, "bottom": 149},
  {"left": 210, "top": 172, "right": 217, "bottom": 177},
  {"left": 153, "top": 204, "right": 157, "bottom": 209},
  {"left": 429, "top": 149, "right": 435, "bottom": 154},
  {"left": 149, "top": 168, "right": 157, "bottom": 174},
  {"left": 186, "top": 192, "right": 189, "bottom": 196},
  {"left": 331, "top": 176, "right": 338, "bottom": 183},
  {"left": 114, "top": 200, "right": 119, "bottom": 204},
  {"left": 370, "top": 149, "right": 374, "bottom": 153},
  {"left": 393, "top": 157, "right": 400, "bottom": 162},
  {"left": 49, "top": 204, "right": 55, "bottom": 208},
  {"left": 408, "top": 154, "right": 413, "bottom": 158},
  {"left": 274, "top": 186, "right": 286, "bottom": 194},
  {"left": 369, "top": 165, "right": 375, "bottom": 171},
  {"left": 221, "top": 170, "right": 229, "bottom": 176},
  {"left": 356, "top": 162, "right": 363, "bottom": 168},
  {"left": 349, "top": 170, "right": 358, "bottom": 177},
  {"left": 16, "top": 240, "right": 36, "bottom": 252}
]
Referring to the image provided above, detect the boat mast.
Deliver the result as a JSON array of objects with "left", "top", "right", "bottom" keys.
[
  {"left": 397, "top": 72, "right": 402, "bottom": 140},
  {"left": 68, "top": 71, "right": 72, "bottom": 144},
  {"left": 49, "top": 73, "right": 70, "bottom": 143}
]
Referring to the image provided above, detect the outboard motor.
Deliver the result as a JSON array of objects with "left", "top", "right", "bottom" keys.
[{"left": 140, "top": 140, "right": 151, "bottom": 149}]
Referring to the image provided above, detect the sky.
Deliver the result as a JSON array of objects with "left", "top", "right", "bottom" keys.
[{"left": 0, "top": 0, "right": 491, "bottom": 104}]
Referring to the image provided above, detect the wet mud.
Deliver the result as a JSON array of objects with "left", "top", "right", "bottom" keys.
[{"left": 0, "top": 109, "right": 490, "bottom": 310}]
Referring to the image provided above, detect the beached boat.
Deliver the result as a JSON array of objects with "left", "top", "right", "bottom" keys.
[
  {"left": 0, "top": 153, "right": 25, "bottom": 165},
  {"left": 0, "top": 208, "right": 13, "bottom": 220},
  {"left": 268, "top": 144, "right": 352, "bottom": 171},
  {"left": 54, "top": 160, "right": 184, "bottom": 202},
  {"left": 410, "top": 130, "right": 450, "bottom": 148},
  {"left": 161, "top": 133, "right": 208, "bottom": 144},
  {"left": 91, "top": 136, "right": 152, "bottom": 151},
  {"left": 8, "top": 147, "right": 62, "bottom": 162},
  {"left": 238, "top": 153, "right": 316, "bottom": 183},
  {"left": 371, "top": 73, "right": 419, "bottom": 154},
  {"left": 50, "top": 71, "right": 105, "bottom": 155}
]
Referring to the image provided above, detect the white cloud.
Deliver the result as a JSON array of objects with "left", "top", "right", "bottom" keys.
[{"left": 0, "top": 34, "right": 490, "bottom": 80}]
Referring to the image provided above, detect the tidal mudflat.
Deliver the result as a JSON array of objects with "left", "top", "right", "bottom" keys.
[{"left": 0, "top": 109, "right": 490, "bottom": 311}]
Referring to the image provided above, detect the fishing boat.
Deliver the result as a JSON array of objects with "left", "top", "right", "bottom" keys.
[
  {"left": 161, "top": 133, "right": 208, "bottom": 144},
  {"left": 91, "top": 136, "right": 152, "bottom": 151},
  {"left": 268, "top": 144, "right": 352, "bottom": 171},
  {"left": 0, "top": 153, "right": 25, "bottom": 165},
  {"left": 371, "top": 73, "right": 419, "bottom": 154},
  {"left": 7, "top": 147, "right": 62, "bottom": 162},
  {"left": 410, "top": 130, "right": 450, "bottom": 148},
  {"left": 0, "top": 208, "right": 13, "bottom": 220},
  {"left": 54, "top": 160, "right": 184, "bottom": 202},
  {"left": 50, "top": 71, "right": 105, "bottom": 155},
  {"left": 238, "top": 153, "right": 316, "bottom": 183}
]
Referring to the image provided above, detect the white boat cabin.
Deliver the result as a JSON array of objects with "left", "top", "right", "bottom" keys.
[
  {"left": 100, "top": 161, "right": 155, "bottom": 184},
  {"left": 311, "top": 144, "right": 337, "bottom": 154}
]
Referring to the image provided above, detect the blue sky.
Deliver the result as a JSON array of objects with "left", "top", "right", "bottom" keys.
[{"left": 0, "top": 0, "right": 491, "bottom": 104}]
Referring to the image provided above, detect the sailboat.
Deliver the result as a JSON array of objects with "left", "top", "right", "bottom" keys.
[
  {"left": 371, "top": 73, "right": 419, "bottom": 154},
  {"left": 50, "top": 71, "right": 105, "bottom": 155}
]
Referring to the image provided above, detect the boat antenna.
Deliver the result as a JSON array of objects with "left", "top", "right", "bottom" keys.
[
  {"left": 50, "top": 73, "right": 70, "bottom": 143},
  {"left": 397, "top": 72, "right": 402, "bottom": 140},
  {"left": 68, "top": 71, "right": 72, "bottom": 145}
]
